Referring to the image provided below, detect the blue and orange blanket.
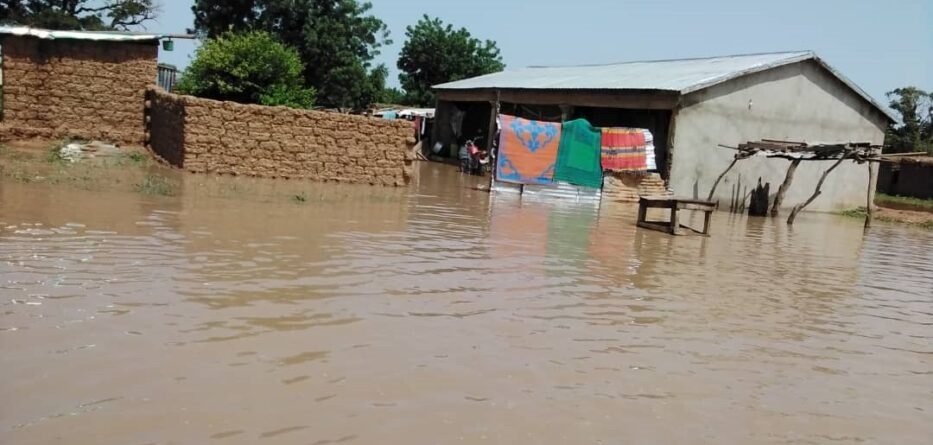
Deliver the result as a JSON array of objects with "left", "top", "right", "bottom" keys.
[{"left": 495, "top": 115, "right": 561, "bottom": 185}]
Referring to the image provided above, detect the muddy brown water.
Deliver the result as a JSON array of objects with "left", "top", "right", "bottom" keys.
[{"left": 1, "top": 163, "right": 931, "bottom": 444}]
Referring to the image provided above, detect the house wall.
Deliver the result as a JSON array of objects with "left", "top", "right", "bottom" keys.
[
  {"left": 670, "top": 60, "right": 888, "bottom": 212},
  {"left": 0, "top": 36, "right": 158, "bottom": 145},
  {"left": 146, "top": 88, "right": 414, "bottom": 186}
]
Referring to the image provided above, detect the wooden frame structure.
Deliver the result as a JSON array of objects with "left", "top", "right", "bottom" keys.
[{"left": 708, "top": 140, "right": 882, "bottom": 227}]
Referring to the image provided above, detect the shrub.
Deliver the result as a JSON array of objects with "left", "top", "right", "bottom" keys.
[{"left": 175, "top": 31, "right": 316, "bottom": 109}]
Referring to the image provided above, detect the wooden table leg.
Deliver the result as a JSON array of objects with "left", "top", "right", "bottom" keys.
[
  {"left": 638, "top": 202, "right": 648, "bottom": 225},
  {"left": 670, "top": 207, "right": 681, "bottom": 235},
  {"left": 703, "top": 210, "right": 712, "bottom": 235}
]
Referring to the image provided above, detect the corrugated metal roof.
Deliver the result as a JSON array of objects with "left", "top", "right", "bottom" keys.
[
  {"left": 434, "top": 51, "right": 895, "bottom": 121},
  {"left": 0, "top": 26, "right": 164, "bottom": 42}
]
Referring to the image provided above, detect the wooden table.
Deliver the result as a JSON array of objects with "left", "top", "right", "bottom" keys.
[{"left": 637, "top": 197, "right": 718, "bottom": 236}]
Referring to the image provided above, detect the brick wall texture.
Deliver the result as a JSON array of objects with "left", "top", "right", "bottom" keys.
[
  {"left": 0, "top": 36, "right": 158, "bottom": 145},
  {"left": 146, "top": 88, "right": 414, "bottom": 186},
  {"left": 602, "top": 172, "right": 672, "bottom": 202}
]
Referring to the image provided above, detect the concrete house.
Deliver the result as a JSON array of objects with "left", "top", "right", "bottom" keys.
[{"left": 432, "top": 51, "right": 895, "bottom": 211}]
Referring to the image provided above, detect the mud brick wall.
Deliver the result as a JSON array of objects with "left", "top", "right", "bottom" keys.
[
  {"left": 147, "top": 89, "right": 186, "bottom": 166},
  {"left": 146, "top": 88, "right": 414, "bottom": 186},
  {"left": 0, "top": 36, "right": 158, "bottom": 145},
  {"left": 603, "top": 172, "right": 671, "bottom": 202}
]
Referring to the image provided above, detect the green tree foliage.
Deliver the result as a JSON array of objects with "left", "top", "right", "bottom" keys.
[
  {"left": 885, "top": 87, "right": 933, "bottom": 154},
  {"left": 397, "top": 15, "right": 504, "bottom": 106},
  {"left": 191, "top": 0, "right": 390, "bottom": 111},
  {"left": 378, "top": 87, "right": 407, "bottom": 105},
  {"left": 175, "top": 31, "right": 316, "bottom": 109},
  {"left": 0, "top": 0, "right": 158, "bottom": 30}
]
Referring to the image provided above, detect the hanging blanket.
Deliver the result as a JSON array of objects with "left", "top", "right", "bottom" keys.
[
  {"left": 554, "top": 119, "right": 603, "bottom": 188},
  {"left": 495, "top": 114, "right": 561, "bottom": 185},
  {"left": 601, "top": 128, "right": 656, "bottom": 173}
]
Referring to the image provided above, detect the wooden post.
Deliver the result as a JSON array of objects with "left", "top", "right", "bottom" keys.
[
  {"left": 787, "top": 155, "right": 848, "bottom": 225},
  {"left": 484, "top": 101, "right": 498, "bottom": 154},
  {"left": 670, "top": 206, "right": 681, "bottom": 235},
  {"left": 771, "top": 158, "right": 801, "bottom": 217},
  {"left": 748, "top": 178, "right": 770, "bottom": 217},
  {"left": 730, "top": 183, "right": 737, "bottom": 213},
  {"left": 638, "top": 199, "right": 648, "bottom": 225},
  {"left": 707, "top": 156, "right": 739, "bottom": 201},
  {"left": 740, "top": 185, "right": 748, "bottom": 212},
  {"left": 865, "top": 162, "right": 876, "bottom": 229}
]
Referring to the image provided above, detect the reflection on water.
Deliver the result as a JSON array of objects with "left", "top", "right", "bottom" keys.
[{"left": 1, "top": 163, "right": 932, "bottom": 444}]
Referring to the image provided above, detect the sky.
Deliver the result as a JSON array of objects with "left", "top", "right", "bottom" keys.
[{"left": 151, "top": 0, "right": 932, "bottom": 107}]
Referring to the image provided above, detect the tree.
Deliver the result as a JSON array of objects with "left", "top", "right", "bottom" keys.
[
  {"left": 0, "top": 0, "right": 158, "bottom": 30},
  {"left": 885, "top": 87, "right": 933, "bottom": 154},
  {"left": 378, "top": 87, "right": 406, "bottom": 105},
  {"left": 175, "top": 31, "right": 315, "bottom": 109},
  {"left": 191, "top": 0, "right": 390, "bottom": 111},
  {"left": 397, "top": 15, "right": 504, "bottom": 106}
]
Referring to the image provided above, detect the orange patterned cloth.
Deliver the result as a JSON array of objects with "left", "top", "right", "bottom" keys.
[{"left": 495, "top": 114, "right": 562, "bottom": 185}]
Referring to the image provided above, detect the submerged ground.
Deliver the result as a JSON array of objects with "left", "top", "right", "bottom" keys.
[{"left": 1, "top": 142, "right": 932, "bottom": 444}]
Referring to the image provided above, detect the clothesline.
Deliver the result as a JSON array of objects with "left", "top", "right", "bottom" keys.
[{"left": 493, "top": 113, "right": 657, "bottom": 189}]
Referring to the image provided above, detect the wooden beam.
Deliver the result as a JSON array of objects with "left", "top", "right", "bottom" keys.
[{"left": 435, "top": 89, "right": 678, "bottom": 110}]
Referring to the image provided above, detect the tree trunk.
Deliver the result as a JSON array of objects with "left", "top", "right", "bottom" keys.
[
  {"left": 787, "top": 156, "right": 848, "bottom": 225},
  {"left": 707, "top": 157, "right": 739, "bottom": 202},
  {"left": 770, "top": 158, "right": 801, "bottom": 217}
]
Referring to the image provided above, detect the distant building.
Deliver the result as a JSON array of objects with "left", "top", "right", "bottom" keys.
[
  {"left": 0, "top": 26, "right": 163, "bottom": 145},
  {"left": 433, "top": 51, "right": 895, "bottom": 211},
  {"left": 877, "top": 155, "right": 933, "bottom": 199}
]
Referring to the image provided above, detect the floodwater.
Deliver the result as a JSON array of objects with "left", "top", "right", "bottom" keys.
[{"left": 1, "top": 162, "right": 931, "bottom": 445}]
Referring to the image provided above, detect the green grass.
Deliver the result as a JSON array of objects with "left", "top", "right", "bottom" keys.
[
  {"left": 839, "top": 206, "right": 933, "bottom": 230},
  {"left": 840, "top": 207, "right": 868, "bottom": 218},
  {"left": 875, "top": 193, "right": 933, "bottom": 211},
  {"left": 111, "top": 151, "right": 150, "bottom": 167},
  {"left": 46, "top": 141, "right": 69, "bottom": 164},
  {"left": 291, "top": 192, "right": 308, "bottom": 203},
  {"left": 135, "top": 174, "right": 176, "bottom": 196}
]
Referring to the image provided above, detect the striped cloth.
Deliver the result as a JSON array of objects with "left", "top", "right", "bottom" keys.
[{"left": 600, "top": 128, "right": 656, "bottom": 173}]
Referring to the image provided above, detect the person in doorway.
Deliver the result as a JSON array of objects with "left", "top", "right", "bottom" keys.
[
  {"left": 458, "top": 136, "right": 471, "bottom": 173},
  {"left": 467, "top": 134, "right": 489, "bottom": 176}
]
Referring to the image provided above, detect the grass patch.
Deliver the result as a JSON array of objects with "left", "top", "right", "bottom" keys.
[
  {"left": 875, "top": 193, "right": 933, "bottom": 211},
  {"left": 135, "top": 174, "right": 176, "bottom": 196},
  {"left": 839, "top": 206, "right": 933, "bottom": 230},
  {"left": 128, "top": 152, "right": 147, "bottom": 164},
  {"left": 46, "top": 140, "right": 69, "bottom": 164},
  {"left": 840, "top": 207, "right": 867, "bottom": 218},
  {"left": 111, "top": 151, "right": 150, "bottom": 167},
  {"left": 291, "top": 192, "right": 308, "bottom": 203}
]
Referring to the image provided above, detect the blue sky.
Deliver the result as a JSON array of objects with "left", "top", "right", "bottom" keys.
[{"left": 152, "top": 0, "right": 931, "bottom": 106}]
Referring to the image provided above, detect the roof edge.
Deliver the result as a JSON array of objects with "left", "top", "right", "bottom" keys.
[
  {"left": 680, "top": 52, "right": 896, "bottom": 122},
  {"left": 526, "top": 50, "right": 813, "bottom": 69},
  {"left": 0, "top": 26, "right": 165, "bottom": 42}
]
